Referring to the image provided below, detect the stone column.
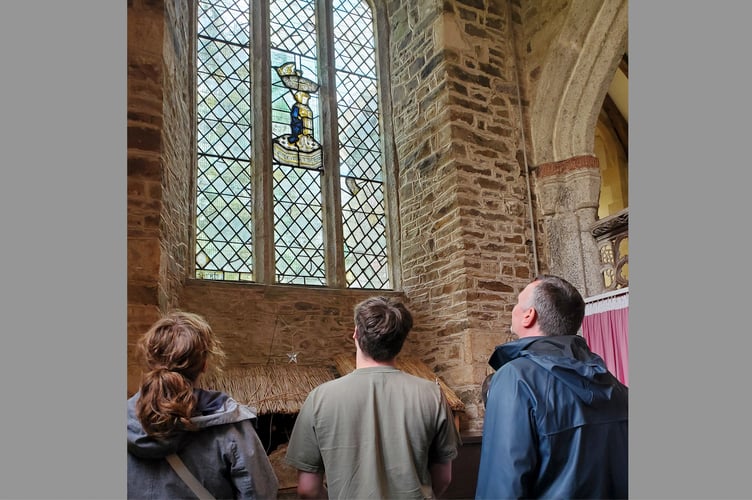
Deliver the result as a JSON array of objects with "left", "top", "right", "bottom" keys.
[{"left": 535, "top": 155, "right": 603, "bottom": 296}]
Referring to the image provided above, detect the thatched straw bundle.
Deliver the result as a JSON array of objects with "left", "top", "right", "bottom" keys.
[
  {"left": 332, "top": 354, "right": 466, "bottom": 412},
  {"left": 199, "top": 364, "right": 337, "bottom": 415},
  {"left": 198, "top": 356, "right": 465, "bottom": 416}
]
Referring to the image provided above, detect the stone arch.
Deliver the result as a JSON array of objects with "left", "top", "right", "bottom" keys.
[
  {"left": 530, "top": 0, "right": 628, "bottom": 165},
  {"left": 528, "top": 0, "right": 628, "bottom": 296}
]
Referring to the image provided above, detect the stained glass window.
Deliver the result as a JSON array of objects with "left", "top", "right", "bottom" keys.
[{"left": 195, "top": 0, "right": 392, "bottom": 288}]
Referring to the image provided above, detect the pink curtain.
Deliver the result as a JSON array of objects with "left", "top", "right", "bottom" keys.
[{"left": 582, "top": 306, "right": 629, "bottom": 386}]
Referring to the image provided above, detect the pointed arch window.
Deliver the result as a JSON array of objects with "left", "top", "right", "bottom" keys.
[{"left": 194, "top": 0, "right": 395, "bottom": 289}]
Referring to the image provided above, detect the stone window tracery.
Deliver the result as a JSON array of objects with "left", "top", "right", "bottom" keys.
[{"left": 194, "top": 0, "right": 394, "bottom": 289}]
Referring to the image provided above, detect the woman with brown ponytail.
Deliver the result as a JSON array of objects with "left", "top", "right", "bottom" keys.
[{"left": 127, "top": 311, "right": 279, "bottom": 499}]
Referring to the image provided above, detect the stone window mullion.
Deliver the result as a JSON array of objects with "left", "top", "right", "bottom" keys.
[
  {"left": 317, "top": 0, "right": 346, "bottom": 287},
  {"left": 251, "top": 0, "right": 275, "bottom": 283}
]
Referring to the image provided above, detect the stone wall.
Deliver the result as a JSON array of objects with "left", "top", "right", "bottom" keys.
[
  {"left": 180, "top": 282, "right": 406, "bottom": 368},
  {"left": 160, "top": 0, "right": 194, "bottom": 311},
  {"left": 127, "top": 0, "right": 197, "bottom": 392},
  {"left": 127, "top": 0, "right": 165, "bottom": 390},
  {"left": 127, "top": 278, "right": 410, "bottom": 396},
  {"left": 387, "top": 0, "right": 539, "bottom": 433}
]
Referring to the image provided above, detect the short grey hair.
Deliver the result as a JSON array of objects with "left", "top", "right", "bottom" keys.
[{"left": 530, "top": 275, "right": 585, "bottom": 336}]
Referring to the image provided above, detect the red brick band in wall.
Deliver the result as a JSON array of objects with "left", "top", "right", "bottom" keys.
[{"left": 535, "top": 155, "right": 600, "bottom": 178}]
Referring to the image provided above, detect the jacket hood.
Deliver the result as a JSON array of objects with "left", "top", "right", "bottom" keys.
[
  {"left": 489, "top": 335, "right": 619, "bottom": 405},
  {"left": 127, "top": 388, "right": 257, "bottom": 459}
]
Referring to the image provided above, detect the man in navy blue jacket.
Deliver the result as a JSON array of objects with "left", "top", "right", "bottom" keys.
[{"left": 475, "top": 275, "right": 628, "bottom": 499}]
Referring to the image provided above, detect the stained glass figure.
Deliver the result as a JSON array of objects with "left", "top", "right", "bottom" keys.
[{"left": 273, "top": 62, "right": 322, "bottom": 169}]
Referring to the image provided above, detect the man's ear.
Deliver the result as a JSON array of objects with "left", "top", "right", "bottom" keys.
[
  {"left": 521, "top": 306, "right": 537, "bottom": 328},
  {"left": 352, "top": 327, "right": 358, "bottom": 340}
]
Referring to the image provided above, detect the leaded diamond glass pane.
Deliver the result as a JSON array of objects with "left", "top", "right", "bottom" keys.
[
  {"left": 196, "top": 0, "right": 253, "bottom": 281},
  {"left": 273, "top": 165, "right": 326, "bottom": 285},
  {"left": 270, "top": 0, "right": 317, "bottom": 59},
  {"left": 198, "top": 0, "right": 250, "bottom": 46},
  {"left": 341, "top": 177, "right": 388, "bottom": 288},
  {"left": 334, "top": 0, "right": 389, "bottom": 289},
  {"left": 196, "top": 156, "right": 254, "bottom": 279}
]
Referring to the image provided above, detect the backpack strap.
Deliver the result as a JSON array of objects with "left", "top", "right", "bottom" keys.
[{"left": 165, "top": 454, "right": 216, "bottom": 500}]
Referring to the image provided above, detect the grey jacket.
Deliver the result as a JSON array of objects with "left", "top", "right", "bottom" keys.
[{"left": 127, "top": 389, "right": 279, "bottom": 499}]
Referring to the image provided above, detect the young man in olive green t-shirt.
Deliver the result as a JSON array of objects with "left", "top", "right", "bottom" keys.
[{"left": 285, "top": 297, "right": 461, "bottom": 499}]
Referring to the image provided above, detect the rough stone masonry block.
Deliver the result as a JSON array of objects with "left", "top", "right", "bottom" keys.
[{"left": 128, "top": 238, "right": 161, "bottom": 281}]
